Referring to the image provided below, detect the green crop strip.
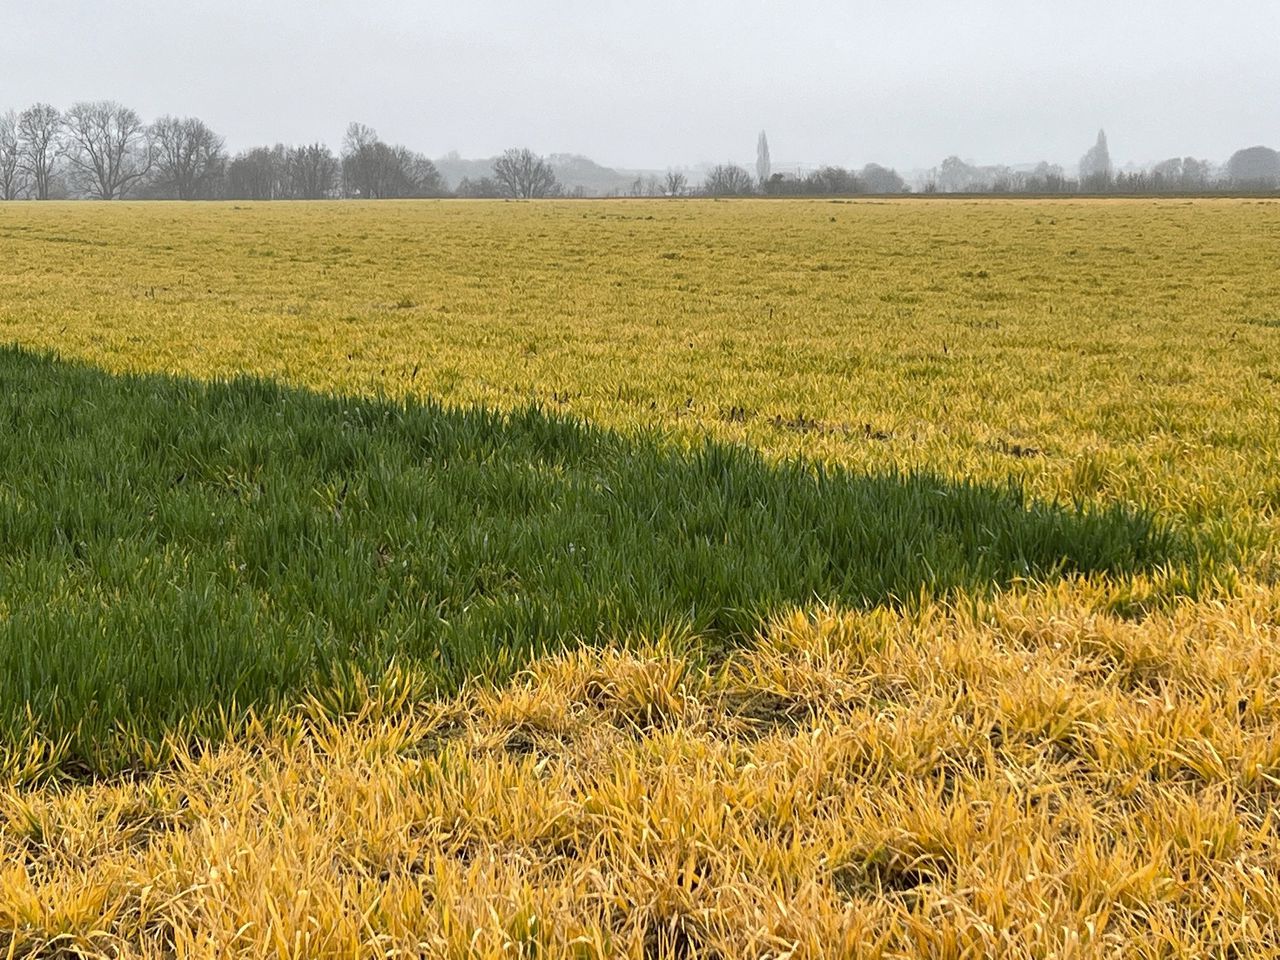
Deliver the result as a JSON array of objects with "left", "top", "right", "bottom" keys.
[{"left": 0, "top": 346, "right": 1217, "bottom": 773}]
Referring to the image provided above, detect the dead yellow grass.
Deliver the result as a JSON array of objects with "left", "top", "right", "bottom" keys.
[{"left": 6, "top": 581, "right": 1280, "bottom": 958}]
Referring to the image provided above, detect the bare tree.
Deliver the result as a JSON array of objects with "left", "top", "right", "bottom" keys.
[
  {"left": 16, "top": 103, "right": 62, "bottom": 200},
  {"left": 0, "top": 110, "right": 20, "bottom": 200},
  {"left": 622, "top": 174, "right": 665, "bottom": 198},
  {"left": 664, "top": 170, "right": 687, "bottom": 197},
  {"left": 62, "top": 101, "right": 151, "bottom": 199},
  {"left": 149, "top": 115, "right": 225, "bottom": 199},
  {"left": 286, "top": 143, "right": 338, "bottom": 199},
  {"left": 343, "top": 122, "right": 378, "bottom": 155},
  {"left": 341, "top": 122, "right": 383, "bottom": 197},
  {"left": 396, "top": 146, "right": 445, "bottom": 197},
  {"left": 703, "top": 163, "right": 755, "bottom": 196},
  {"left": 492, "top": 148, "right": 560, "bottom": 198},
  {"left": 341, "top": 123, "right": 443, "bottom": 198},
  {"left": 226, "top": 144, "right": 287, "bottom": 199},
  {"left": 756, "top": 131, "right": 771, "bottom": 184}
]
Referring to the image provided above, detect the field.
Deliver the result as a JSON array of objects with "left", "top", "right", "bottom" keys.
[{"left": 1, "top": 198, "right": 1279, "bottom": 957}]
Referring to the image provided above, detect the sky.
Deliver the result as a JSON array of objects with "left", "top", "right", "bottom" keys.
[{"left": 4, "top": 0, "right": 1278, "bottom": 172}]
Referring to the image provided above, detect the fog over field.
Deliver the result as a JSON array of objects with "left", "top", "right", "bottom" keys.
[{"left": 4, "top": 0, "right": 1278, "bottom": 170}]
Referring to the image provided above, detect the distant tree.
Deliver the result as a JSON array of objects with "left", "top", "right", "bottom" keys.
[
  {"left": 0, "top": 110, "right": 20, "bottom": 200},
  {"left": 492, "top": 148, "right": 559, "bottom": 198},
  {"left": 1149, "top": 157, "right": 1212, "bottom": 192},
  {"left": 342, "top": 123, "right": 444, "bottom": 198},
  {"left": 931, "top": 157, "right": 1044, "bottom": 193},
  {"left": 1024, "top": 161, "right": 1069, "bottom": 193},
  {"left": 226, "top": 145, "right": 287, "bottom": 200},
  {"left": 703, "top": 163, "right": 755, "bottom": 196},
  {"left": 1150, "top": 157, "right": 1184, "bottom": 188},
  {"left": 456, "top": 175, "right": 503, "bottom": 198},
  {"left": 626, "top": 174, "right": 663, "bottom": 197},
  {"left": 807, "top": 165, "right": 860, "bottom": 195},
  {"left": 61, "top": 101, "right": 151, "bottom": 199},
  {"left": 1225, "top": 146, "right": 1280, "bottom": 188},
  {"left": 759, "top": 166, "right": 860, "bottom": 196},
  {"left": 664, "top": 170, "right": 687, "bottom": 196},
  {"left": 340, "top": 122, "right": 384, "bottom": 197},
  {"left": 936, "top": 156, "right": 978, "bottom": 192},
  {"left": 756, "top": 131, "right": 771, "bottom": 184},
  {"left": 761, "top": 172, "right": 795, "bottom": 195},
  {"left": 286, "top": 143, "right": 338, "bottom": 199},
  {"left": 149, "top": 115, "right": 225, "bottom": 199},
  {"left": 396, "top": 147, "right": 444, "bottom": 197},
  {"left": 988, "top": 166, "right": 1018, "bottom": 193},
  {"left": 1111, "top": 170, "right": 1147, "bottom": 194},
  {"left": 16, "top": 103, "right": 62, "bottom": 200},
  {"left": 1179, "top": 157, "right": 1212, "bottom": 190},
  {"left": 1079, "top": 129, "right": 1113, "bottom": 191},
  {"left": 860, "top": 163, "right": 906, "bottom": 194},
  {"left": 344, "top": 122, "right": 378, "bottom": 154}
]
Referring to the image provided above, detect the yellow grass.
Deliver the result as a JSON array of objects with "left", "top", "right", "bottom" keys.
[
  {"left": 3, "top": 198, "right": 1278, "bottom": 527},
  {"left": 6, "top": 586, "right": 1280, "bottom": 957},
  {"left": 2, "top": 198, "right": 1280, "bottom": 956}
]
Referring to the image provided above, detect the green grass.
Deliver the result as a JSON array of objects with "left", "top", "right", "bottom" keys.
[{"left": 0, "top": 346, "right": 1208, "bottom": 771}]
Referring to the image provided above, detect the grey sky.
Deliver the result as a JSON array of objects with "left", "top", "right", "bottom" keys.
[{"left": 5, "top": 0, "right": 1277, "bottom": 171}]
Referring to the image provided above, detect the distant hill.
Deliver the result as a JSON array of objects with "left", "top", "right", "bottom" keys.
[{"left": 435, "top": 151, "right": 652, "bottom": 196}]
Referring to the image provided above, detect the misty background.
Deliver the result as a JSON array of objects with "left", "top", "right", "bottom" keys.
[{"left": 3, "top": 0, "right": 1279, "bottom": 195}]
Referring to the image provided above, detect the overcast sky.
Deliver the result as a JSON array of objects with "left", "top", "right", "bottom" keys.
[{"left": 5, "top": 0, "right": 1278, "bottom": 171}]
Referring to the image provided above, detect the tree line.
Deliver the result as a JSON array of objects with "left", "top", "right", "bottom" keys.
[
  {"left": 2, "top": 104, "right": 1276, "bottom": 201},
  {"left": 0, "top": 102, "right": 573, "bottom": 201},
  {"left": 0, "top": 101, "right": 954, "bottom": 200},
  {"left": 919, "top": 131, "right": 1280, "bottom": 194}
]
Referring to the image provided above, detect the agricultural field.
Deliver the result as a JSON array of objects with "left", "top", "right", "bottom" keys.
[{"left": 0, "top": 198, "right": 1279, "bottom": 957}]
